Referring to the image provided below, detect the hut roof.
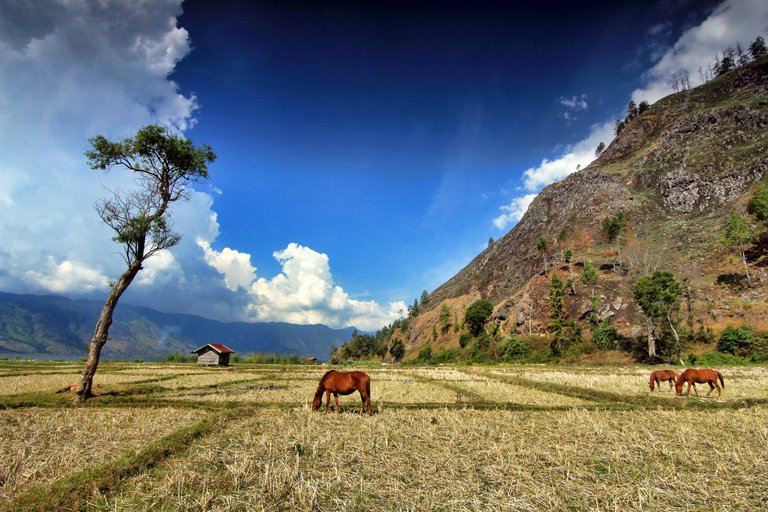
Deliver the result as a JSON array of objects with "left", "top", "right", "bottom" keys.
[{"left": 191, "top": 343, "right": 235, "bottom": 355}]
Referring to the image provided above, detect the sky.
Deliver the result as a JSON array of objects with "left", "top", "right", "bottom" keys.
[{"left": 1, "top": 0, "right": 767, "bottom": 331}]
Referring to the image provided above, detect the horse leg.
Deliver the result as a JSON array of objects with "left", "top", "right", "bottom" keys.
[
  {"left": 334, "top": 393, "right": 341, "bottom": 414},
  {"left": 324, "top": 390, "right": 331, "bottom": 413},
  {"left": 667, "top": 379, "right": 674, "bottom": 392},
  {"left": 359, "top": 389, "right": 371, "bottom": 415},
  {"left": 714, "top": 380, "right": 721, "bottom": 398},
  {"left": 685, "top": 382, "right": 692, "bottom": 396},
  {"left": 691, "top": 383, "right": 699, "bottom": 398}
]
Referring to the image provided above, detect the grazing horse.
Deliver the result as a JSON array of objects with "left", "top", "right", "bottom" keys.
[
  {"left": 675, "top": 368, "right": 724, "bottom": 398},
  {"left": 649, "top": 369, "right": 678, "bottom": 392},
  {"left": 312, "top": 370, "right": 372, "bottom": 415}
]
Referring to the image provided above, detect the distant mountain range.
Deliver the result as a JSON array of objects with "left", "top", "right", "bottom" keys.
[{"left": 0, "top": 291, "right": 356, "bottom": 360}]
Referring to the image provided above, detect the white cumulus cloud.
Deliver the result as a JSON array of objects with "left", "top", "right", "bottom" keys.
[{"left": 199, "top": 242, "right": 406, "bottom": 331}]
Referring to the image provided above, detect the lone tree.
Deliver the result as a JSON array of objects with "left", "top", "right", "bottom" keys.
[
  {"left": 75, "top": 125, "right": 215, "bottom": 403},
  {"left": 633, "top": 271, "right": 682, "bottom": 361},
  {"left": 464, "top": 299, "right": 494, "bottom": 337}
]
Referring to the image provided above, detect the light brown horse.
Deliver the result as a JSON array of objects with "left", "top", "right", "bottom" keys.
[
  {"left": 675, "top": 368, "right": 724, "bottom": 398},
  {"left": 649, "top": 369, "right": 678, "bottom": 392},
  {"left": 312, "top": 370, "right": 372, "bottom": 415}
]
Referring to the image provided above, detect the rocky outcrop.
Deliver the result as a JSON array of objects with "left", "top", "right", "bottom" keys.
[{"left": 660, "top": 166, "right": 765, "bottom": 213}]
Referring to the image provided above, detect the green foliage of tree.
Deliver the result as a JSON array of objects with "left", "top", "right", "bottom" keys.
[
  {"left": 417, "top": 345, "right": 433, "bottom": 362},
  {"left": 633, "top": 271, "right": 683, "bottom": 360},
  {"left": 638, "top": 101, "right": 650, "bottom": 115},
  {"left": 420, "top": 290, "right": 431, "bottom": 307},
  {"left": 601, "top": 212, "right": 627, "bottom": 242},
  {"left": 500, "top": 337, "right": 530, "bottom": 360},
  {"left": 439, "top": 303, "right": 451, "bottom": 332},
  {"left": 747, "top": 181, "right": 768, "bottom": 223},
  {"left": 750, "top": 35, "right": 767, "bottom": 59},
  {"left": 459, "top": 333, "right": 472, "bottom": 348},
  {"left": 615, "top": 119, "right": 626, "bottom": 136},
  {"left": 464, "top": 300, "right": 494, "bottom": 337},
  {"left": 536, "top": 235, "right": 551, "bottom": 274},
  {"left": 626, "top": 100, "right": 639, "bottom": 121},
  {"left": 548, "top": 274, "right": 580, "bottom": 354},
  {"left": 595, "top": 141, "right": 606, "bottom": 157},
  {"left": 408, "top": 297, "right": 420, "bottom": 317},
  {"left": 76, "top": 125, "right": 215, "bottom": 403},
  {"left": 389, "top": 338, "right": 405, "bottom": 361},
  {"left": 591, "top": 318, "right": 618, "bottom": 350},
  {"left": 580, "top": 261, "right": 598, "bottom": 288}
]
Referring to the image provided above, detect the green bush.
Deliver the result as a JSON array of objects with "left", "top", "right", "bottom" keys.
[
  {"left": 694, "top": 351, "right": 749, "bottom": 366},
  {"left": 500, "top": 337, "right": 530, "bottom": 360},
  {"left": 717, "top": 325, "right": 765, "bottom": 356},
  {"left": 459, "top": 333, "right": 472, "bottom": 348},
  {"left": 431, "top": 348, "right": 461, "bottom": 364},
  {"left": 163, "top": 352, "right": 190, "bottom": 363},
  {"left": 590, "top": 319, "right": 618, "bottom": 350},
  {"left": 417, "top": 345, "right": 433, "bottom": 362}
]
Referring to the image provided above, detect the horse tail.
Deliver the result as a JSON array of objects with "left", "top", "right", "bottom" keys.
[{"left": 717, "top": 371, "right": 724, "bottom": 389}]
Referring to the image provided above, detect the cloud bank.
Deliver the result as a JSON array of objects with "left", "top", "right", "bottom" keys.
[{"left": 0, "top": 0, "right": 403, "bottom": 332}]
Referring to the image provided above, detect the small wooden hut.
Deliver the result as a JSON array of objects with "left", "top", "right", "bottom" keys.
[{"left": 191, "top": 343, "right": 235, "bottom": 366}]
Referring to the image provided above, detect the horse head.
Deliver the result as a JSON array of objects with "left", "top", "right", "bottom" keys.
[
  {"left": 311, "top": 394, "right": 323, "bottom": 411},
  {"left": 674, "top": 375, "right": 685, "bottom": 396}
]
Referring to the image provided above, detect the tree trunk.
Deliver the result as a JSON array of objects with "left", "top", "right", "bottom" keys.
[
  {"left": 741, "top": 250, "right": 752, "bottom": 287},
  {"left": 645, "top": 316, "right": 656, "bottom": 361},
  {"left": 666, "top": 313, "right": 680, "bottom": 361},
  {"left": 74, "top": 262, "right": 141, "bottom": 404}
]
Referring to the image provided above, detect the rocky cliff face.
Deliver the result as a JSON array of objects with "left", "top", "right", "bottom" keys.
[{"left": 406, "top": 55, "right": 768, "bottom": 357}]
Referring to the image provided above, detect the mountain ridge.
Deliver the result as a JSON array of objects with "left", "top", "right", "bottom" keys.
[{"left": 0, "top": 291, "right": 356, "bottom": 359}]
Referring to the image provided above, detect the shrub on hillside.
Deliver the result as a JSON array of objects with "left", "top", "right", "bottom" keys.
[
  {"left": 717, "top": 325, "right": 766, "bottom": 356},
  {"left": 500, "top": 337, "right": 530, "bottom": 360}
]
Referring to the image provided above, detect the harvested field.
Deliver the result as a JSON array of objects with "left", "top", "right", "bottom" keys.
[{"left": 1, "top": 361, "right": 767, "bottom": 511}]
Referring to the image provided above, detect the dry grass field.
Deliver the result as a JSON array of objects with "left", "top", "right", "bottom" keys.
[{"left": 1, "top": 360, "right": 767, "bottom": 511}]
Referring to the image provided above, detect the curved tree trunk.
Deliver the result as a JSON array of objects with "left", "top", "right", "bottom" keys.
[{"left": 74, "top": 261, "right": 142, "bottom": 404}]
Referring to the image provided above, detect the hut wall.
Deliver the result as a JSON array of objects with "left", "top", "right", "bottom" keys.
[{"left": 197, "top": 350, "right": 220, "bottom": 366}]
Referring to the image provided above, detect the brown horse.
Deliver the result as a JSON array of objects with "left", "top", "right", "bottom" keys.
[
  {"left": 675, "top": 368, "right": 724, "bottom": 398},
  {"left": 312, "top": 370, "right": 372, "bottom": 415},
  {"left": 649, "top": 369, "right": 678, "bottom": 392}
]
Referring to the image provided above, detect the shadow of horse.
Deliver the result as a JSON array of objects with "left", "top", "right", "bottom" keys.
[{"left": 312, "top": 370, "right": 372, "bottom": 415}]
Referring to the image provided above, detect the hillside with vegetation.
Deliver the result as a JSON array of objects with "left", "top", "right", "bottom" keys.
[{"left": 336, "top": 45, "right": 768, "bottom": 365}]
